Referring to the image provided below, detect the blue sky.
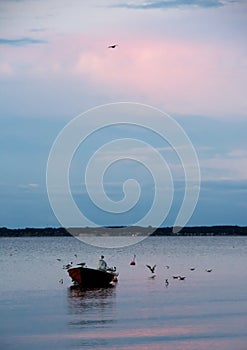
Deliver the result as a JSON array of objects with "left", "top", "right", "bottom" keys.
[{"left": 0, "top": 0, "right": 246, "bottom": 228}]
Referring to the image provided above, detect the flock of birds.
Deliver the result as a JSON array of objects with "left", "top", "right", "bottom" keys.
[
  {"left": 144, "top": 262, "right": 213, "bottom": 287},
  {"left": 130, "top": 255, "right": 213, "bottom": 288}
]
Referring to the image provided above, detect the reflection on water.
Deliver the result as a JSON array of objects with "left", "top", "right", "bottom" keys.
[{"left": 67, "top": 285, "right": 117, "bottom": 328}]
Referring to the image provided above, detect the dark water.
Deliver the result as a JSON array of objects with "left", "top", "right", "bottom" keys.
[{"left": 0, "top": 236, "right": 247, "bottom": 350}]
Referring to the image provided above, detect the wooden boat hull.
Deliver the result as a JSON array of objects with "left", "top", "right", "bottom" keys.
[{"left": 68, "top": 266, "right": 118, "bottom": 288}]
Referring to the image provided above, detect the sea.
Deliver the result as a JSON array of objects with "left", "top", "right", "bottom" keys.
[{"left": 0, "top": 235, "right": 246, "bottom": 350}]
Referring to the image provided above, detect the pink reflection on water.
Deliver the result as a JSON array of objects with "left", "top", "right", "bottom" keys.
[
  {"left": 6, "top": 326, "right": 247, "bottom": 350},
  {"left": 70, "top": 324, "right": 196, "bottom": 339}
]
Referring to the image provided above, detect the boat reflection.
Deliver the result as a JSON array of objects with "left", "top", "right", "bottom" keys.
[{"left": 67, "top": 285, "right": 117, "bottom": 329}]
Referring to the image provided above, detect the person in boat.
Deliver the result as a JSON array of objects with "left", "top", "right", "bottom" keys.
[{"left": 98, "top": 255, "right": 107, "bottom": 271}]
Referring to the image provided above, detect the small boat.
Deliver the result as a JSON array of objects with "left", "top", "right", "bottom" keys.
[{"left": 68, "top": 265, "right": 119, "bottom": 288}]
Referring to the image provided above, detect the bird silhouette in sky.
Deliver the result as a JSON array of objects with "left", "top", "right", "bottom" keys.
[
  {"left": 108, "top": 44, "right": 118, "bottom": 48},
  {"left": 146, "top": 264, "right": 156, "bottom": 274}
]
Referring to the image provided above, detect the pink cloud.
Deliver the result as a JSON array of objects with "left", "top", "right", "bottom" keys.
[
  {"left": 1, "top": 32, "right": 246, "bottom": 117},
  {"left": 73, "top": 35, "right": 246, "bottom": 116}
]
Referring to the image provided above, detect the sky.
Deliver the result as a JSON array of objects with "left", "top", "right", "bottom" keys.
[{"left": 0, "top": 0, "right": 247, "bottom": 229}]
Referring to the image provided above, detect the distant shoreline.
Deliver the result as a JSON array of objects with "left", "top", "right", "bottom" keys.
[{"left": 0, "top": 226, "right": 247, "bottom": 237}]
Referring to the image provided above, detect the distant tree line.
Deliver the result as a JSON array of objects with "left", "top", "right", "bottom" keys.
[
  {"left": 0, "top": 225, "right": 247, "bottom": 237},
  {"left": 0, "top": 227, "right": 69, "bottom": 237},
  {"left": 152, "top": 225, "right": 247, "bottom": 236}
]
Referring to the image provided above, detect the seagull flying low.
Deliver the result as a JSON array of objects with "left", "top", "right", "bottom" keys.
[
  {"left": 178, "top": 276, "right": 186, "bottom": 280},
  {"left": 146, "top": 264, "right": 156, "bottom": 274},
  {"left": 108, "top": 44, "right": 118, "bottom": 48}
]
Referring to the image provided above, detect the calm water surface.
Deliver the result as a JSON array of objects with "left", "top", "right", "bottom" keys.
[{"left": 0, "top": 236, "right": 246, "bottom": 350}]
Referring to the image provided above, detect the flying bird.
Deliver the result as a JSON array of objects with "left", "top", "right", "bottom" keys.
[
  {"left": 108, "top": 44, "right": 118, "bottom": 49},
  {"left": 146, "top": 264, "right": 156, "bottom": 274},
  {"left": 190, "top": 268, "right": 195, "bottom": 271},
  {"left": 206, "top": 269, "right": 212, "bottom": 272},
  {"left": 178, "top": 276, "right": 186, "bottom": 280},
  {"left": 165, "top": 279, "right": 169, "bottom": 287}
]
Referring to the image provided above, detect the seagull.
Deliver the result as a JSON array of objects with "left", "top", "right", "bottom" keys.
[
  {"left": 108, "top": 44, "right": 118, "bottom": 49},
  {"left": 165, "top": 265, "right": 170, "bottom": 269},
  {"left": 165, "top": 279, "right": 169, "bottom": 287},
  {"left": 206, "top": 269, "right": 212, "bottom": 272},
  {"left": 74, "top": 254, "right": 77, "bottom": 258},
  {"left": 63, "top": 264, "right": 72, "bottom": 270},
  {"left": 190, "top": 268, "right": 195, "bottom": 271},
  {"left": 59, "top": 279, "right": 63, "bottom": 284},
  {"left": 172, "top": 275, "right": 180, "bottom": 279},
  {"left": 107, "top": 266, "right": 117, "bottom": 272},
  {"left": 178, "top": 276, "right": 186, "bottom": 280},
  {"left": 146, "top": 264, "right": 156, "bottom": 274},
  {"left": 56, "top": 258, "right": 61, "bottom": 261},
  {"left": 149, "top": 275, "right": 156, "bottom": 279}
]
